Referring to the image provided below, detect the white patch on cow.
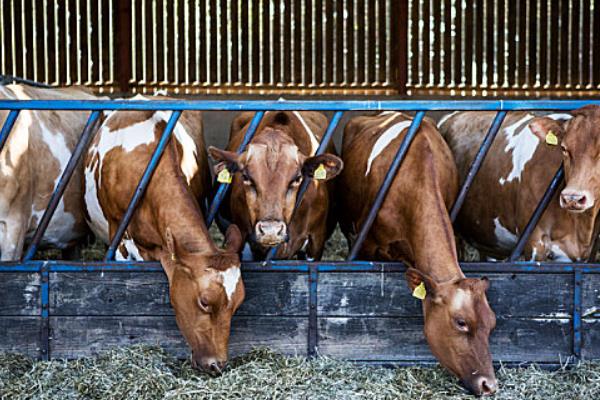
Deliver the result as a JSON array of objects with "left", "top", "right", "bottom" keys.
[
  {"left": 124, "top": 238, "right": 143, "bottom": 260},
  {"left": 437, "top": 111, "right": 460, "bottom": 128},
  {"left": 292, "top": 111, "right": 319, "bottom": 156},
  {"left": 493, "top": 217, "right": 518, "bottom": 248},
  {"left": 156, "top": 111, "right": 199, "bottom": 184},
  {"left": 451, "top": 289, "right": 470, "bottom": 311},
  {"left": 84, "top": 161, "right": 110, "bottom": 243},
  {"left": 550, "top": 244, "right": 571, "bottom": 262},
  {"left": 379, "top": 111, "right": 396, "bottom": 116},
  {"left": 546, "top": 113, "right": 573, "bottom": 122},
  {"left": 29, "top": 120, "right": 76, "bottom": 245},
  {"left": 530, "top": 248, "right": 538, "bottom": 261},
  {"left": 365, "top": 120, "right": 413, "bottom": 176},
  {"left": 500, "top": 114, "right": 538, "bottom": 185},
  {"left": 219, "top": 266, "right": 241, "bottom": 302}
]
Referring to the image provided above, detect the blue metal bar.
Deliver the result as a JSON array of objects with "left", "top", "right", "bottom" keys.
[
  {"left": 22, "top": 111, "right": 102, "bottom": 261},
  {"left": 573, "top": 268, "right": 583, "bottom": 360},
  {"left": 307, "top": 264, "right": 318, "bottom": 357},
  {"left": 206, "top": 111, "right": 265, "bottom": 226},
  {"left": 508, "top": 166, "right": 565, "bottom": 262},
  {"left": 0, "top": 110, "right": 19, "bottom": 153},
  {"left": 347, "top": 111, "right": 427, "bottom": 261},
  {"left": 40, "top": 262, "right": 50, "bottom": 360},
  {"left": 104, "top": 111, "right": 182, "bottom": 261},
  {"left": 266, "top": 111, "right": 344, "bottom": 260},
  {"left": 2, "top": 99, "right": 600, "bottom": 112},
  {"left": 450, "top": 111, "right": 507, "bottom": 221}
]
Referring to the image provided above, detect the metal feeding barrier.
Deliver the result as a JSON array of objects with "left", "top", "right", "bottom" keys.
[{"left": 1, "top": 99, "right": 600, "bottom": 364}]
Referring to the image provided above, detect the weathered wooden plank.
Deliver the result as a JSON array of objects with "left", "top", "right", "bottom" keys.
[
  {"left": 49, "top": 316, "right": 307, "bottom": 359},
  {"left": 583, "top": 274, "right": 600, "bottom": 319},
  {"left": 0, "top": 273, "right": 40, "bottom": 315},
  {"left": 583, "top": 319, "right": 600, "bottom": 359},
  {"left": 50, "top": 272, "right": 308, "bottom": 316},
  {"left": 0, "top": 317, "right": 40, "bottom": 357},
  {"left": 317, "top": 317, "right": 572, "bottom": 363},
  {"left": 318, "top": 273, "right": 572, "bottom": 318}
]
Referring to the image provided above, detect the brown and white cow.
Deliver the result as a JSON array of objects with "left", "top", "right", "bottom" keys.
[
  {"left": 209, "top": 111, "right": 343, "bottom": 260},
  {"left": 338, "top": 112, "right": 497, "bottom": 396},
  {"left": 83, "top": 98, "right": 245, "bottom": 373},
  {"left": 0, "top": 84, "right": 97, "bottom": 260},
  {"left": 440, "top": 107, "right": 600, "bottom": 261}
]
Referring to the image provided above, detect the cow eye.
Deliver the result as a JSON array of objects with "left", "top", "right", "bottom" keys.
[
  {"left": 455, "top": 318, "right": 469, "bottom": 332},
  {"left": 242, "top": 172, "right": 253, "bottom": 186},
  {"left": 290, "top": 174, "right": 302, "bottom": 187},
  {"left": 561, "top": 146, "right": 568, "bottom": 156},
  {"left": 198, "top": 297, "right": 211, "bottom": 313}
]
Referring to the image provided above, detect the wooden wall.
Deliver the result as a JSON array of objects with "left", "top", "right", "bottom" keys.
[{"left": 1, "top": 267, "right": 599, "bottom": 363}]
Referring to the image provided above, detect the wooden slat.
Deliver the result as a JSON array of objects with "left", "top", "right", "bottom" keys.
[
  {"left": 318, "top": 273, "right": 573, "bottom": 318},
  {"left": 0, "top": 273, "right": 40, "bottom": 315},
  {"left": 50, "top": 316, "right": 307, "bottom": 358},
  {"left": 50, "top": 272, "right": 308, "bottom": 316},
  {"left": 583, "top": 320, "right": 600, "bottom": 359},
  {"left": 0, "top": 317, "right": 41, "bottom": 357},
  {"left": 318, "top": 317, "right": 572, "bottom": 363},
  {"left": 583, "top": 274, "right": 600, "bottom": 318}
]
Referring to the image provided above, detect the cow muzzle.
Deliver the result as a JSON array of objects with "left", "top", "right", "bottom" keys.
[
  {"left": 254, "top": 220, "right": 288, "bottom": 246},
  {"left": 463, "top": 374, "right": 498, "bottom": 396},
  {"left": 192, "top": 356, "right": 227, "bottom": 376},
  {"left": 560, "top": 189, "right": 594, "bottom": 212}
]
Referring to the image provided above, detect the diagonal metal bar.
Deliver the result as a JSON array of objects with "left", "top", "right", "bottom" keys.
[
  {"left": 0, "top": 110, "right": 20, "bottom": 153},
  {"left": 105, "top": 111, "right": 182, "bottom": 261},
  {"left": 22, "top": 111, "right": 102, "bottom": 261},
  {"left": 508, "top": 166, "right": 565, "bottom": 262},
  {"left": 347, "top": 111, "right": 426, "bottom": 261},
  {"left": 206, "top": 111, "right": 265, "bottom": 226},
  {"left": 450, "top": 111, "right": 507, "bottom": 221},
  {"left": 266, "top": 111, "right": 344, "bottom": 261}
]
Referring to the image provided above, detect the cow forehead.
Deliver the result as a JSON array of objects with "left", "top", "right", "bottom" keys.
[
  {"left": 450, "top": 288, "right": 472, "bottom": 312},
  {"left": 246, "top": 142, "right": 300, "bottom": 169}
]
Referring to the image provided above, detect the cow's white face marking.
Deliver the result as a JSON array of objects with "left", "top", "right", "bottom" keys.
[
  {"left": 493, "top": 217, "right": 518, "bottom": 249},
  {"left": 451, "top": 288, "right": 471, "bottom": 312},
  {"left": 292, "top": 111, "right": 319, "bottom": 156},
  {"left": 550, "top": 244, "right": 570, "bottom": 262},
  {"left": 365, "top": 120, "right": 413, "bottom": 176},
  {"left": 546, "top": 113, "right": 573, "bottom": 122},
  {"left": 219, "top": 266, "right": 241, "bottom": 303},
  {"left": 437, "top": 111, "right": 460, "bottom": 128},
  {"left": 500, "top": 114, "right": 538, "bottom": 185}
]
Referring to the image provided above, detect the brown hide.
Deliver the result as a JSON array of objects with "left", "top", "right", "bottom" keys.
[
  {"left": 210, "top": 111, "right": 343, "bottom": 260},
  {"left": 338, "top": 112, "right": 497, "bottom": 395},
  {"left": 84, "top": 107, "right": 244, "bottom": 374},
  {"left": 440, "top": 110, "right": 598, "bottom": 261}
]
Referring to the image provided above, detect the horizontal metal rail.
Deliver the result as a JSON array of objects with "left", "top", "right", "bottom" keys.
[{"left": 1, "top": 99, "right": 600, "bottom": 111}]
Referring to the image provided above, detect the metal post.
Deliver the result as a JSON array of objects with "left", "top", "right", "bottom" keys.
[
  {"left": 206, "top": 111, "right": 265, "bottom": 226},
  {"left": 22, "top": 111, "right": 102, "bottom": 261},
  {"left": 450, "top": 111, "right": 507, "bottom": 221},
  {"left": 347, "top": 111, "right": 426, "bottom": 261},
  {"left": 307, "top": 263, "right": 319, "bottom": 357},
  {"left": 573, "top": 268, "right": 583, "bottom": 360},
  {"left": 266, "top": 111, "right": 344, "bottom": 261},
  {"left": 508, "top": 166, "right": 564, "bottom": 261},
  {"left": 39, "top": 261, "right": 50, "bottom": 361},
  {"left": 105, "top": 111, "right": 182, "bottom": 261},
  {"left": 0, "top": 109, "right": 19, "bottom": 153}
]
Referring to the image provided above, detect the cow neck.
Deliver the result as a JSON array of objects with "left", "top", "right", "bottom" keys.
[{"left": 154, "top": 140, "right": 217, "bottom": 257}]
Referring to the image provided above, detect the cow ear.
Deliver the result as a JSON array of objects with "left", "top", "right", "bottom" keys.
[
  {"left": 405, "top": 267, "right": 438, "bottom": 295},
  {"left": 224, "top": 224, "right": 244, "bottom": 253},
  {"left": 528, "top": 117, "right": 566, "bottom": 143},
  {"left": 160, "top": 228, "right": 178, "bottom": 283},
  {"left": 478, "top": 276, "right": 491, "bottom": 292},
  {"left": 302, "top": 154, "right": 344, "bottom": 181},
  {"left": 208, "top": 146, "right": 242, "bottom": 175}
]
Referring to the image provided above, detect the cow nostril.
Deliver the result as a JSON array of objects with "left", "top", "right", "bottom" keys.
[
  {"left": 209, "top": 362, "right": 222, "bottom": 374},
  {"left": 577, "top": 195, "right": 587, "bottom": 205}
]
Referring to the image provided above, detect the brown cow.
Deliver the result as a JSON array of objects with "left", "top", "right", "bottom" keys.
[
  {"left": 440, "top": 108, "right": 600, "bottom": 261},
  {"left": 0, "top": 84, "right": 97, "bottom": 260},
  {"left": 209, "top": 111, "right": 343, "bottom": 260},
  {"left": 83, "top": 98, "right": 244, "bottom": 374},
  {"left": 338, "top": 112, "right": 497, "bottom": 395}
]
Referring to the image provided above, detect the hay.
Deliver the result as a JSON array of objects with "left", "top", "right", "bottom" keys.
[{"left": 1, "top": 346, "right": 599, "bottom": 400}]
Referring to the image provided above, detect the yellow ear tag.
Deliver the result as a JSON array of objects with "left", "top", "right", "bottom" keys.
[
  {"left": 545, "top": 130, "right": 558, "bottom": 146},
  {"left": 412, "top": 282, "right": 427, "bottom": 300},
  {"left": 217, "top": 168, "right": 232, "bottom": 184},
  {"left": 170, "top": 253, "right": 177, "bottom": 261},
  {"left": 314, "top": 164, "right": 327, "bottom": 180}
]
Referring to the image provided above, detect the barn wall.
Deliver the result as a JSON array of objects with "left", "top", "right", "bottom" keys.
[{"left": 2, "top": 267, "right": 597, "bottom": 363}]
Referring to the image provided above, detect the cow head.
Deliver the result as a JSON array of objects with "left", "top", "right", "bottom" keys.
[
  {"left": 530, "top": 106, "right": 600, "bottom": 213},
  {"left": 406, "top": 268, "right": 497, "bottom": 396},
  {"left": 160, "top": 225, "right": 245, "bottom": 375},
  {"left": 209, "top": 136, "right": 343, "bottom": 248}
]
